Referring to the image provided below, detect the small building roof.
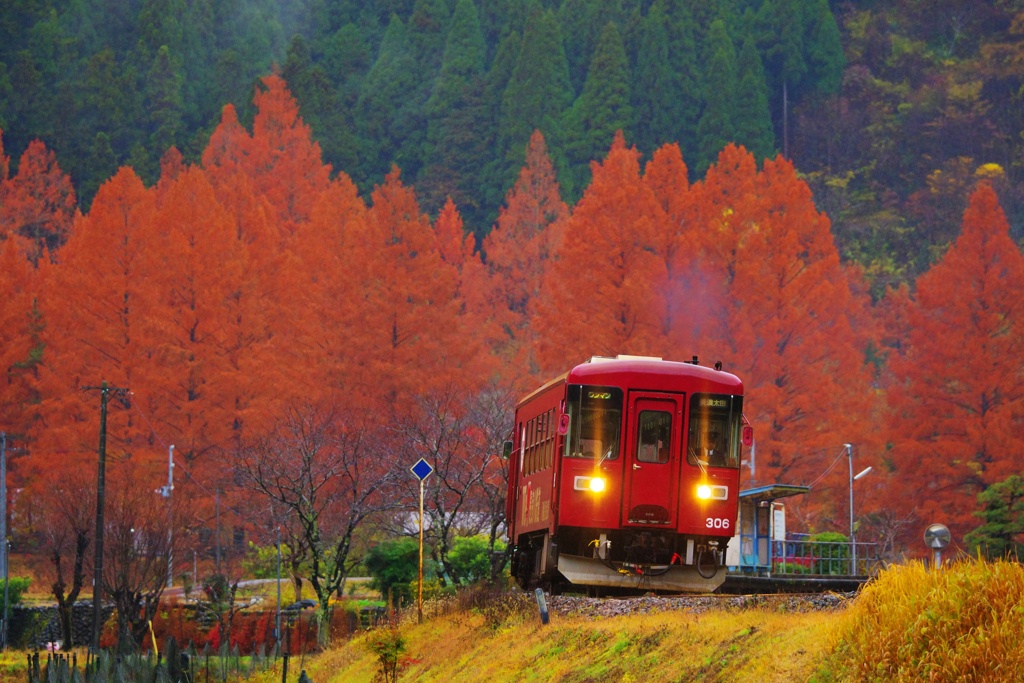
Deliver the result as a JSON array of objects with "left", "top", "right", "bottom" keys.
[{"left": 739, "top": 484, "right": 810, "bottom": 503}]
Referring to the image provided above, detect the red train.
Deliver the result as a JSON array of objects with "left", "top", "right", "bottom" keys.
[{"left": 506, "top": 355, "right": 751, "bottom": 593}]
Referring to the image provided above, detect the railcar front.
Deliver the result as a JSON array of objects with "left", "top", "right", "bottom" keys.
[{"left": 507, "top": 356, "right": 747, "bottom": 594}]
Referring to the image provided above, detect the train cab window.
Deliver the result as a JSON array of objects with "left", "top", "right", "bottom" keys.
[
  {"left": 637, "top": 410, "right": 672, "bottom": 463},
  {"left": 565, "top": 385, "right": 622, "bottom": 459},
  {"left": 687, "top": 393, "right": 743, "bottom": 469}
]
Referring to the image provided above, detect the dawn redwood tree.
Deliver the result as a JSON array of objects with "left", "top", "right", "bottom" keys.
[
  {"left": 32, "top": 167, "right": 158, "bottom": 475},
  {"left": 144, "top": 166, "right": 244, "bottom": 481},
  {"left": 237, "top": 403, "right": 405, "bottom": 646},
  {"left": 534, "top": 132, "right": 670, "bottom": 372},
  {"left": 202, "top": 76, "right": 331, "bottom": 237},
  {"left": 0, "top": 237, "right": 39, "bottom": 443},
  {"left": 291, "top": 172, "right": 378, "bottom": 402},
  {"left": 689, "top": 145, "right": 877, "bottom": 525},
  {"left": 483, "top": 130, "right": 568, "bottom": 372},
  {"left": 433, "top": 196, "right": 496, "bottom": 355},
  {"left": 0, "top": 138, "right": 77, "bottom": 263},
  {"left": 886, "top": 183, "right": 1024, "bottom": 540},
  {"left": 246, "top": 75, "right": 332, "bottom": 234},
  {"left": 364, "top": 168, "right": 469, "bottom": 397},
  {"left": 641, "top": 142, "right": 702, "bottom": 351}
]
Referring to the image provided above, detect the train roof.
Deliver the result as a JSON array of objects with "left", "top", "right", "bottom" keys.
[{"left": 518, "top": 355, "right": 744, "bottom": 408}]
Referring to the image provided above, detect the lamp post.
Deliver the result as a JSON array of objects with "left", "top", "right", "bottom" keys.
[
  {"left": 1, "top": 432, "right": 7, "bottom": 651},
  {"left": 846, "top": 443, "right": 873, "bottom": 576}
]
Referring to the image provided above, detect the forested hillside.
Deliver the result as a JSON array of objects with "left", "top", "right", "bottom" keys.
[{"left": 5, "top": 0, "right": 1018, "bottom": 285}]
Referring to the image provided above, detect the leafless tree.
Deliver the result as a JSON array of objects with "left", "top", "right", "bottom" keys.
[
  {"left": 466, "top": 380, "right": 518, "bottom": 581},
  {"left": 101, "top": 465, "right": 194, "bottom": 652},
  {"left": 394, "top": 381, "right": 517, "bottom": 585},
  {"left": 236, "top": 402, "right": 405, "bottom": 647},
  {"left": 38, "top": 471, "right": 95, "bottom": 648}
]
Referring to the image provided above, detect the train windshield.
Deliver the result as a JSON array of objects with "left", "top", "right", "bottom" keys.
[
  {"left": 687, "top": 393, "right": 743, "bottom": 469},
  {"left": 565, "top": 385, "right": 622, "bottom": 459}
]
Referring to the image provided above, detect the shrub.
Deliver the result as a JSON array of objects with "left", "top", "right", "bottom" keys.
[
  {"left": 0, "top": 577, "right": 30, "bottom": 615},
  {"left": 366, "top": 626, "right": 405, "bottom": 683},
  {"left": 448, "top": 536, "right": 506, "bottom": 585},
  {"left": 808, "top": 532, "right": 849, "bottom": 575},
  {"left": 364, "top": 539, "right": 421, "bottom": 606}
]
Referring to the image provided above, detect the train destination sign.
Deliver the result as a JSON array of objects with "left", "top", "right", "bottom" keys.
[
  {"left": 924, "top": 523, "right": 951, "bottom": 550},
  {"left": 410, "top": 458, "right": 434, "bottom": 482}
]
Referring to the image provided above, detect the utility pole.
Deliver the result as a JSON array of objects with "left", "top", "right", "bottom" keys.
[
  {"left": 1, "top": 432, "right": 7, "bottom": 650},
  {"left": 84, "top": 382, "right": 129, "bottom": 652},
  {"left": 276, "top": 526, "right": 282, "bottom": 646},
  {"left": 159, "top": 445, "right": 174, "bottom": 589},
  {"left": 215, "top": 490, "right": 221, "bottom": 574}
]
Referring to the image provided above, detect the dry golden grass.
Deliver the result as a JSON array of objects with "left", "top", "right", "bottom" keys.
[
  {"left": 823, "top": 559, "right": 1024, "bottom": 682},
  {"left": 281, "top": 601, "right": 834, "bottom": 682}
]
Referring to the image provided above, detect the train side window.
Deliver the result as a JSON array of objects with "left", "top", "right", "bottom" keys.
[
  {"left": 544, "top": 408, "right": 554, "bottom": 469},
  {"left": 526, "top": 418, "right": 535, "bottom": 474},
  {"left": 636, "top": 410, "right": 672, "bottom": 463}
]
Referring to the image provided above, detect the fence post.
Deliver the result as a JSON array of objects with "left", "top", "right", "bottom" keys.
[{"left": 534, "top": 589, "right": 549, "bottom": 626}]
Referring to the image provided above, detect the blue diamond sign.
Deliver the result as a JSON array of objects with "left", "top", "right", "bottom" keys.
[{"left": 410, "top": 458, "right": 434, "bottom": 481}]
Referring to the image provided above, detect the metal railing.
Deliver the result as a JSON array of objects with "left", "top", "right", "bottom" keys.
[{"left": 771, "top": 538, "right": 880, "bottom": 577}]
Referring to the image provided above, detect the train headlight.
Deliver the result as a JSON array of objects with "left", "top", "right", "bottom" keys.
[
  {"left": 574, "top": 476, "right": 607, "bottom": 493},
  {"left": 696, "top": 484, "right": 729, "bottom": 500}
]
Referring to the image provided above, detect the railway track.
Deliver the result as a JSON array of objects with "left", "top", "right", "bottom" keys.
[{"left": 544, "top": 590, "right": 856, "bottom": 619}]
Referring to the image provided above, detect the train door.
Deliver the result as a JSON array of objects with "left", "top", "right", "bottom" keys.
[{"left": 623, "top": 392, "right": 682, "bottom": 526}]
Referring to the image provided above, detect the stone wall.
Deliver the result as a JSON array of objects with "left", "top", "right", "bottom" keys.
[{"left": 9, "top": 602, "right": 114, "bottom": 649}]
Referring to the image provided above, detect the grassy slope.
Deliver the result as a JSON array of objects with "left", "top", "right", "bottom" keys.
[
  {"left": 5, "top": 560, "right": 1015, "bottom": 682},
  {"left": 287, "top": 603, "right": 836, "bottom": 682},
  {"left": 291, "top": 560, "right": 1024, "bottom": 683}
]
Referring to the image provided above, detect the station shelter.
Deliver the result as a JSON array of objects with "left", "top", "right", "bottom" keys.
[{"left": 725, "top": 484, "right": 810, "bottom": 574}]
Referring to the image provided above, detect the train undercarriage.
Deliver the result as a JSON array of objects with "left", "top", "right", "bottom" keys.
[{"left": 512, "top": 526, "right": 729, "bottom": 595}]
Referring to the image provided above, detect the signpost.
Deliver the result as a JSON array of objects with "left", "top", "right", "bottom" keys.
[
  {"left": 924, "top": 523, "right": 951, "bottom": 568},
  {"left": 410, "top": 458, "right": 434, "bottom": 624}
]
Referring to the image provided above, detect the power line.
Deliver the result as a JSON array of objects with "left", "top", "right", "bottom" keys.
[{"left": 806, "top": 446, "right": 852, "bottom": 490}]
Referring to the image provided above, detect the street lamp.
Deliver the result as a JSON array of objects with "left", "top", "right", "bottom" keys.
[{"left": 846, "top": 443, "right": 872, "bottom": 576}]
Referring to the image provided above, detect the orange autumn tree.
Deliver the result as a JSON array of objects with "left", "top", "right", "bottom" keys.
[
  {"left": 362, "top": 168, "right": 472, "bottom": 398},
  {"left": 886, "top": 183, "right": 1024, "bottom": 541},
  {"left": 687, "top": 146, "right": 877, "bottom": 524},
  {"left": 534, "top": 132, "right": 670, "bottom": 372},
  {"left": 0, "top": 138, "right": 77, "bottom": 264},
  {"left": 483, "top": 130, "right": 568, "bottom": 371},
  {"left": 0, "top": 236, "right": 39, "bottom": 443},
  {"left": 143, "top": 166, "right": 246, "bottom": 481},
  {"left": 293, "top": 171, "right": 377, "bottom": 402},
  {"left": 203, "top": 76, "right": 331, "bottom": 238},
  {"left": 434, "top": 196, "right": 497, "bottom": 358},
  {"left": 32, "top": 167, "right": 159, "bottom": 476},
  {"left": 641, "top": 142, "right": 707, "bottom": 352}
]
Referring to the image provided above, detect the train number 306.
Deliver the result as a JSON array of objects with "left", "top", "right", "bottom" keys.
[{"left": 705, "top": 517, "right": 730, "bottom": 529}]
